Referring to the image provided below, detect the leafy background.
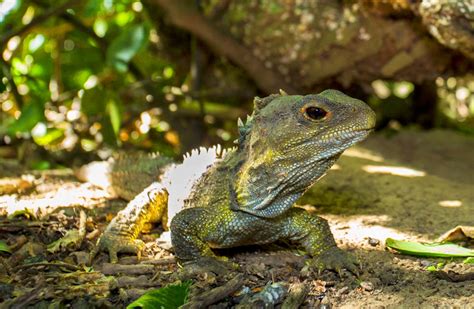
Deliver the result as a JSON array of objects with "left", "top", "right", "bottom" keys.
[{"left": 1, "top": 0, "right": 473, "bottom": 169}]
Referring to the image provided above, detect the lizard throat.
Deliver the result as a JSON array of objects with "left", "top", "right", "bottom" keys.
[{"left": 232, "top": 152, "right": 340, "bottom": 218}]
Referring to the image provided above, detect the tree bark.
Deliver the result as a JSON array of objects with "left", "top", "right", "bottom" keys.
[{"left": 144, "top": 0, "right": 473, "bottom": 94}]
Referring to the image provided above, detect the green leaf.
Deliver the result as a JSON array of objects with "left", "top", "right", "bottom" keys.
[
  {"left": 84, "top": 0, "right": 102, "bottom": 17},
  {"left": 106, "top": 98, "right": 121, "bottom": 135},
  {"left": 0, "top": 241, "right": 11, "bottom": 254},
  {"left": 33, "top": 128, "right": 64, "bottom": 146},
  {"left": 8, "top": 208, "right": 36, "bottom": 220},
  {"left": 106, "top": 24, "right": 147, "bottom": 72},
  {"left": 101, "top": 116, "right": 118, "bottom": 146},
  {"left": 30, "top": 160, "right": 51, "bottom": 170},
  {"left": 126, "top": 281, "right": 192, "bottom": 309},
  {"left": 81, "top": 138, "right": 98, "bottom": 152},
  {"left": 426, "top": 261, "right": 445, "bottom": 271},
  {"left": 386, "top": 238, "right": 474, "bottom": 258},
  {"left": 81, "top": 87, "right": 106, "bottom": 116},
  {"left": 7, "top": 101, "right": 44, "bottom": 134},
  {"left": 47, "top": 230, "right": 82, "bottom": 253},
  {"left": 464, "top": 257, "right": 474, "bottom": 264}
]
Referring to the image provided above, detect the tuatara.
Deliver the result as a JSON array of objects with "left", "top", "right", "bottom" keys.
[{"left": 77, "top": 89, "right": 376, "bottom": 274}]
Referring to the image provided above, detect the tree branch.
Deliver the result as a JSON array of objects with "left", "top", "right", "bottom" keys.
[{"left": 146, "top": 0, "right": 299, "bottom": 94}]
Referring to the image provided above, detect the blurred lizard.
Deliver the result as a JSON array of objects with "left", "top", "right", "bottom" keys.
[{"left": 77, "top": 89, "right": 376, "bottom": 274}]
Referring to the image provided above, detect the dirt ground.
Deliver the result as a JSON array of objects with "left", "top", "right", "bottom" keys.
[{"left": 0, "top": 129, "right": 473, "bottom": 308}]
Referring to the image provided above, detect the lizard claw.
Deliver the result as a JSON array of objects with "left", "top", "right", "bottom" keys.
[
  {"left": 309, "top": 247, "right": 360, "bottom": 277},
  {"left": 90, "top": 233, "right": 145, "bottom": 264},
  {"left": 178, "top": 256, "right": 238, "bottom": 279}
]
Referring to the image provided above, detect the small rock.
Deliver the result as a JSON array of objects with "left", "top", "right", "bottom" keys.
[
  {"left": 70, "top": 251, "right": 89, "bottom": 265},
  {"left": 380, "top": 271, "right": 398, "bottom": 286},
  {"left": 0, "top": 283, "right": 13, "bottom": 301},
  {"left": 335, "top": 286, "right": 349, "bottom": 296},
  {"left": 360, "top": 281, "right": 374, "bottom": 291},
  {"left": 367, "top": 238, "right": 380, "bottom": 246},
  {"left": 320, "top": 295, "right": 331, "bottom": 308},
  {"left": 419, "top": 260, "right": 433, "bottom": 267}
]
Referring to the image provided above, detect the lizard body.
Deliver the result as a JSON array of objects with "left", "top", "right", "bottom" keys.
[{"left": 79, "top": 89, "right": 375, "bottom": 273}]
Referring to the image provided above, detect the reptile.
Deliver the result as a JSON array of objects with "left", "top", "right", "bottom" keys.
[{"left": 77, "top": 89, "right": 376, "bottom": 274}]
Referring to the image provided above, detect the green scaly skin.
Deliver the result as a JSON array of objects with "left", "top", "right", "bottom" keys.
[{"left": 91, "top": 89, "right": 376, "bottom": 275}]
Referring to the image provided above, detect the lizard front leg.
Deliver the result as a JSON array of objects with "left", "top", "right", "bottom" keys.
[
  {"left": 279, "top": 207, "right": 360, "bottom": 276},
  {"left": 91, "top": 182, "right": 168, "bottom": 263},
  {"left": 170, "top": 207, "right": 237, "bottom": 275}
]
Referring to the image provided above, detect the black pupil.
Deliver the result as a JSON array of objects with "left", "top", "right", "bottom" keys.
[{"left": 305, "top": 106, "right": 327, "bottom": 120}]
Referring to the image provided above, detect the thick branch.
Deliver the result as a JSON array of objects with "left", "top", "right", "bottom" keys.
[{"left": 147, "top": 0, "right": 298, "bottom": 94}]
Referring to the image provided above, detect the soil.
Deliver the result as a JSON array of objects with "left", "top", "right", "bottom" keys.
[{"left": 0, "top": 129, "right": 473, "bottom": 308}]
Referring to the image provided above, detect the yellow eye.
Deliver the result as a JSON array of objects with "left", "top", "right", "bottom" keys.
[{"left": 304, "top": 106, "right": 327, "bottom": 120}]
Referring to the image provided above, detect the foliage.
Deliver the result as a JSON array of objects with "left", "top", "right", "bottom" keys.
[
  {"left": 464, "top": 257, "right": 474, "bottom": 264},
  {"left": 0, "top": 0, "right": 235, "bottom": 163},
  {"left": 126, "top": 281, "right": 192, "bottom": 309},
  {"left": 0, "top": 0, "right": 473, "bottom": 166},
  {"left": 0, "top": 240, "right": 11, "bottom": 253}
]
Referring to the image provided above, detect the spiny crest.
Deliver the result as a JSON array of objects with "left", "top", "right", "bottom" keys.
[
  {"left": 236, "top": 113, "right": 255, "bottom": 147},
  {"left": 237, "top": 90, "right": 289, "bottom": 147},
  {"left": 253, "top": 89, "right": 288, "bottom": 111},
  {"left": 113, "top": 151, "right": 161, "bottom": 161},
  {"left": 182, "top": 144, "right": 227, "bottom": 162}
]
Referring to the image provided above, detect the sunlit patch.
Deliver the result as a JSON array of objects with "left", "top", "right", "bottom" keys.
[
  {"left": 0, "top": 183, "right": 112, "bottom": 216},
  {"left": 326, "top": 215, "right": 426, "bottom": 245},
  {"left": 438, "top": 200, "right": 462, "bottom": 208},
  {"left": 330, "top": 164, "right": 341, "bottom": 170},
  {"left": 362, "top": 165, "right": 426, "bottom": 177},
  {"left": 343, "top": 148, "right": 384, "bottom": 162}
]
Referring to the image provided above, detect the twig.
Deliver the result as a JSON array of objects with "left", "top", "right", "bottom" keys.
[
  {"left": 0, "top": 0, "right": 81, "bottom": 48},
  {"left": 14, "top": 261, "right": 82, "bottom": 272},
  {"left": 78, "top": 210, "right": 86, "bottom": 237},
  {"left": 116, "top": 275, "right": 157, "bottom": 288},
  {"left": 0, "top": 257, "right": 12, "bottom": 276},
  {"left": 100, "top": 263, "right": 155, "bottom": 275},
  {"left": 182, "top": 273, "right": 244, "bottom": 309},
  {"left": 140, "top": 256, "right": 176, "bottom": 265},
  {"left": 6, "top": 286, "right": 53, "bottom": 309},
  {"left": 433, "top": 270, "right": 474, "bottom": 282}
]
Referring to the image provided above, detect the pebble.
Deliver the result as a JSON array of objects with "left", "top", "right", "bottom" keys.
[
  {"left": 419, "top": 260, "right": 433, "bottom": 267},
  {"left": 368, "top": 237, "right": 380, "bottom": 246},
  {"left": 360, "top": 281, "right": 374, "bottom": 292}
]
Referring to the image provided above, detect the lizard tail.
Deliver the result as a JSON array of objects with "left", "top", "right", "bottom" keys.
[{"left": 75, "top": 153, "right": 173, "bottom": 201}]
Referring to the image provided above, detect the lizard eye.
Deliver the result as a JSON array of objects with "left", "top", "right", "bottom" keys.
[{"left": 304, "top": 106, "right": 327, "bottom": 121}]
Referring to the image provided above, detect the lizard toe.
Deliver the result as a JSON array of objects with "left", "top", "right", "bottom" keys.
[
  {"left": 179, "top": 256, "right": 237, "bottom": 279},
  {"left": 91, "top": 234, "right": 145, "bottom": 264},
  {"left": 309, "top": 247, "right": 360, "bottom": 277}
]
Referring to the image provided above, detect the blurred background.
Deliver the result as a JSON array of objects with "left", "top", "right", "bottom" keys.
[{"left": 0, "top": 0, "right": 473, "bottom": 168}]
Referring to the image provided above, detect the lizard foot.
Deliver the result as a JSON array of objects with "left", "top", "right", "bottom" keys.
[
  {"left": 308, "top": 247, "right": 360, "bottom": 277},
  {"left": 178, "top": 256, "right": 238, "bottom": 280},
  {"left": 90, "top": 233, "right": 145, "bottom": 264}
]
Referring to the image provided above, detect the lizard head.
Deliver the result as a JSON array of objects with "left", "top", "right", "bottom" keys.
[
  {"left": 234, "top": 90, "right": 376, "bottom": 217},
  {"left": 246, "top": 89, "right": 376, "bottom": 160}
]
